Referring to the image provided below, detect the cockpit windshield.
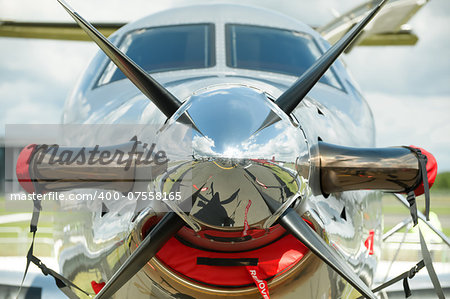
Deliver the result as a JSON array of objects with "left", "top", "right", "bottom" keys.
[
  {"left": 97, "top": 24, "right": 215, "bottom": 86},
  {"left": 96, "top": 23, "right": 343, "bottom": 91},
  {"left": 225, "top": 24, "right": 342, "bottom": 90}
]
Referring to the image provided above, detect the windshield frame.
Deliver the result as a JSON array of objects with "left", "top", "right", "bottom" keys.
[
  {"left": 94, "top": 23, "right": 216, "bottom": 88},
  {"left": 225, "top": 23, "right": 345, "bottom": 92}
]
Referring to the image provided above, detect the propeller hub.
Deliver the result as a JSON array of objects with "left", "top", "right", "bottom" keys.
[{"left": 156, "top": 84, "right": 311, "bottom": 250}]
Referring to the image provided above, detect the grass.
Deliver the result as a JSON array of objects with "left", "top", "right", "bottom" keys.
[
  {"left": 1, "top": 189, "right": 449, "bottom": 257},
  {"left": 0, "top": 195, "right": 58, "bottom": 257},
  {"left": 382, "top": 191, "right": 450, "bottom": 235},
  {"left": 383, "top": 205, "right": 450, "bottom": 215},
  {"left": 382, "top": 192, "right": 450, "bottom": 213}
]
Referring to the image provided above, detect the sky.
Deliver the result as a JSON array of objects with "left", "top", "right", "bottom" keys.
[{"left": 0, "top": 0, "right": 449, "bottom": 171}]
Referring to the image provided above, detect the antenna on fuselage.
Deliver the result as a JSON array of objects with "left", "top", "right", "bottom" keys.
[
  {"left": 275, "top": 0, "right": 388, "bottom": 115},
  {"left": 57, "top": 0, "right": 182, "bottom": 119}
]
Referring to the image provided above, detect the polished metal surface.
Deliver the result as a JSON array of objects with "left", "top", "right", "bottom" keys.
[
  {"left": 275, "top": 0, "right": 388, "bottom": 115},
  {"left": 95, "top": 212, "right": 184, "bottom": 299},
  {"left": 59, "top": 0, "right": 182, "bottom": 119},
  {"left": 29, "top": 141, "right": 167, "bottom": 194},
  {"left": 152, "top": 84, "right": 310, "bottom": 250},
  {"left": 47, "top": 3, "right": 393, "bottom": 298},
  {"left": 30, "top": 142, "right": 136, "bottom": 193},
  {"left": 262, "top": 195, "right": 376, "bottom": 299},
  {"left": 319, "top": 142, "right": 420, "bottom": 195},
  {"left": 157, "top": 85, "right": 309, "bottom": 230}
]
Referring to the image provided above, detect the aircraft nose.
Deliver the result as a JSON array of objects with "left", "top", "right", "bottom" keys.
[
  {"left": 186, "top": 86, "right": 275, "bottom": 155},
  {"left": 155, "top": 85, "right": 311, "bottom": 232},
  {"left": 178, "top": 85, "right": 309, "bottom": 161}
]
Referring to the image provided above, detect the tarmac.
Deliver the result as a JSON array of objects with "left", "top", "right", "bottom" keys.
[{"left": 1, "top": 256, "right": 449, "bottom": 298}]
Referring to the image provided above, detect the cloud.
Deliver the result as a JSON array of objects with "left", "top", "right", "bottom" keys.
[
  {"left": 1, "top": 38, "right": 97, "bottom": 85},
  {"left": 344, "top": 0, "right": 450, "bottom": 96},
  {"left": 192, "top": 135, "right": 216, "bottom": 156},
  {"left": 0, "top": 38, "right": 97, "bottom": 135},
  {"left": 0, "top": 0, "right": 448, "bottom": 171},
  {"left": 0, "top": 82, "right": 62, "bottom": 127},
  {"left": 366, "top": 92, "right": 450, "bottom": 171}
]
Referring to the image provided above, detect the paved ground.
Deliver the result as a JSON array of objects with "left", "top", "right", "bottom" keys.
[
  {"left": 375, "top": 260, "right": 450, "bottom": 298},
  {"left": 1, "top": 193, "right": 449, "bottom": 298}
]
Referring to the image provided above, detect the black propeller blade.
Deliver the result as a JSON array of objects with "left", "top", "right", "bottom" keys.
[
  {"left": 57, "top": 0, "right": 182, "bottom": 119},
  {"left": 276, "top": 0, "right": 388, "bottom": 115},
  {"left": 95, "top": 211, "right": 184, "bottom": 298},
  {"left": 95, "top": 182, "right": 206, "bottom": 298},
  {"left": 260, "top": 192, "right": 376, "bottom": 299}
]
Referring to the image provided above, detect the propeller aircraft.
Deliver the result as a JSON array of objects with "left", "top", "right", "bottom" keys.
[{"left": 3, "top": 0, "right": 448, "bottom": 298}]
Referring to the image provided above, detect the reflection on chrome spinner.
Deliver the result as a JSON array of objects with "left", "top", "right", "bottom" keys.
[{"left": 155, "top": 85, "right": 310, "bottom": 235}]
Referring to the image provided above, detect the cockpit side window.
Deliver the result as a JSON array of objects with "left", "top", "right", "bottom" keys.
[
  {"left": 96, "top": 24, "right": 215, "bottom": 87},
  {"left": 225, "top": 24, "right": 343, "bottom": 91}
]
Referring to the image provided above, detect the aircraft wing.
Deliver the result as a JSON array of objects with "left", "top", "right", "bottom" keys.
[
  {"left": 0, "top": 20, "right": 124, "bottom": 41},
  {"left": 0, "top": 0, "right": 428, "bottom": 46},
  {"left": 318, "top": 0, "right": 429, "bottom": 51}
]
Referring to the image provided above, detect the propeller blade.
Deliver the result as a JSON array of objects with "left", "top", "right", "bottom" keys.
[
  {"left": 261, "top": 194, "right": 376, "bottom": 299},
  {"left": 57, "top": 0, "right": 182, "bottom": 119},
  {"left": 96, "top": 211, "right": 184, "bottom": 298},
  {"left": 275, "top": 0, "right": 388, "bottom": 115},
  {"left": 251, "top": 110, "right": 282, "bottom": 136},
  {"left": 96, "top": 184, "right": 205, "bottom": 298},
  {"left": 319, "top": 142, "right": 421, "bottom": 195}
]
